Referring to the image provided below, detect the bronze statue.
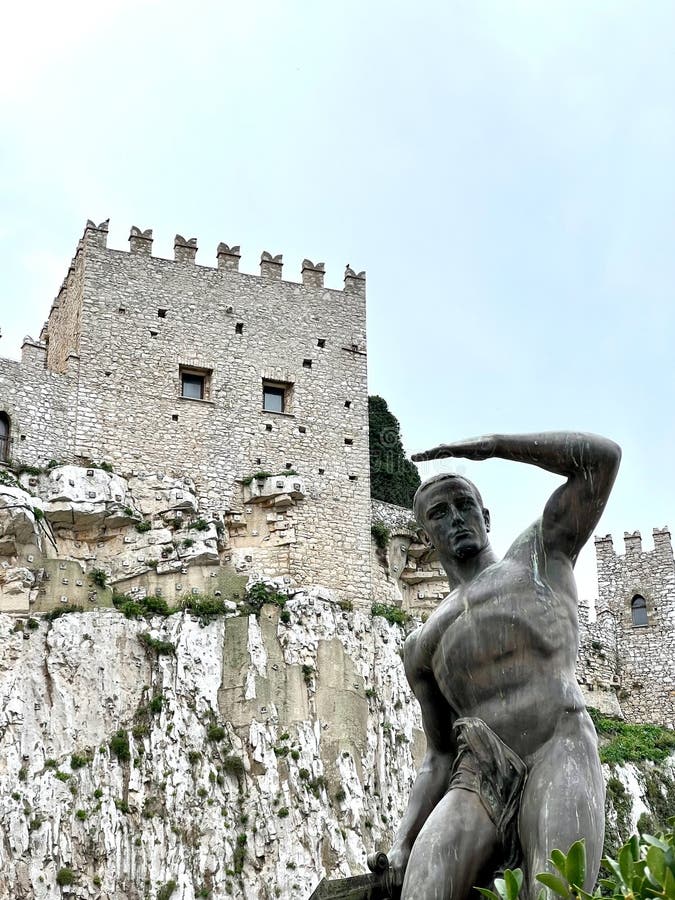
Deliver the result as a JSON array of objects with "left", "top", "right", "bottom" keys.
[{"left": 383, "top": 432, "right": 621, "bottom": 900}]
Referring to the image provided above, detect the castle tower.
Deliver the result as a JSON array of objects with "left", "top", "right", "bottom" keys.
[
  {"left": 593, "top": 528, "right": 675, "bottom": 727},
  {"left": 0, "top": 220, "right": 372, "bottom": 603}
]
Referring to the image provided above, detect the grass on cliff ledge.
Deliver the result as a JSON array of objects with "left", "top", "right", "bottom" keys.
[
  {"left": 110, "top": 582, "right": 287, "bottom": 625},
  {"left": 588, "top": 708, "right": 675, "bottom": 764}
]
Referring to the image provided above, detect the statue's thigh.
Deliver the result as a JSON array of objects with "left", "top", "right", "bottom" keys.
[
  {"left": 402, "top": 788, "right": 500, "bottom": 900},
  {"left": 519, "top": 736, "right": 604, "bottom": 896}
]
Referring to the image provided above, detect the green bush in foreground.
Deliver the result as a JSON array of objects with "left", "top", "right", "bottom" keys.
[{"left": 477, "top": 820, "right": 675, "bottom": 900}]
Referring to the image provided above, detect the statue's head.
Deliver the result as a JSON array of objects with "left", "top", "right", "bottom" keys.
[{"left": 413, "top": 473, "right": 490, "bottom": 561}]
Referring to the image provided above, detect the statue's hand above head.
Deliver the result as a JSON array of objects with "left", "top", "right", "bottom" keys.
[{"left": 412, "top": 435, "right": 497, "bottom": 463}]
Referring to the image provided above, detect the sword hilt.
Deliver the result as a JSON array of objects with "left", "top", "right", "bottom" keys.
[{"left": 367, "top": 851, "right": 390, "bottom": 874}]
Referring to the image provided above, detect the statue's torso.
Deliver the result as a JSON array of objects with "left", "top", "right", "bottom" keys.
[{"left": 415, "top": 528, "right": 587, "bottom": 761}]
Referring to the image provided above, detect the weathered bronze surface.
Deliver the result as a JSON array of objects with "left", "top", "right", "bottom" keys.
[{"left": 377, "top": 432, "right": 621, "bottom": 900}]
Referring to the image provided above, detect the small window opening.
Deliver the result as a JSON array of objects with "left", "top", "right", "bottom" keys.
[
  {"left": 150, "top": 330, "right": 158, "bottom": 338},
  {"left": 285, "top": 463, "right": 292, "bottom": 469},
  {"left": 255, "top": 458, "right": 261, "bottom": 465},
  {"left": 344, "top": 400, "right": 352, "bottom": 409},
  {"left": 265, "top": 423, "right": 273, "bottom": 432},
  {"left": 344, "top": 437, "right": 353, "bottom": 446},
  {"left": 262, "top": 381, "right": 292, "bottom": 413},
  {"left": 298, "top": 426, "right": 306, "bottom": 434},
  {"left": 235, "top": 323, "right": 244, "bottom": 334},
  {"left": 631, "top": 594, "right": 648, "bottom": 627},
  {"left": 171, "top": 414, "right": 179, "bottom": 422},
  {"left": 0, "top": 412, "right": 10, "bottom": 462},
  {"left": 158, "top": 308, "right": 167, "bottom": 318},
  {"left": 180, "top": 367, "right": 211, "bottom": 401},
  {"left": 317, "top": 339, "right": 326, "bottom": 348},
  {"left": 318, "top": 468, "right": 325, "bottom": 475},
  {"left": 349, "top": 474, "right": 358, "bottom": 482},
  {"left": 303, "top": 359, "right": 312, "bottom": 369},
  {"left": 118, "top": 306, "right": 126, "bottom": 314}
]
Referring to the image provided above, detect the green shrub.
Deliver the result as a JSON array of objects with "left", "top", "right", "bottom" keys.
[
  {"left": 149, "top": 695, "right": 163, "bottom": 714},
  {"left": 18, "top": 464, "right": 43, "bottom": 477},
  {"left": 157, "top": 880, "right": 177, "bottom": 900},
  {"left": 302, "top": 664, "right": 314, "bottom": 685},
  {"left": 233, "top": 834, "right": 247, "bottom": 874},
  {"left": 89, "top": 568, "right": 108, "bottom": 588},
  {"left": 139, "top": 632, "right": 175, "bottom": 655},
  {"left": 45, "top": 604, "right": 84, "bottom": 621},
  {"left": 182, "top": 538, "right": 195, "bottom": 548},
  {"left": 56, "top": 867, "right": 76, "bottom": 887},
  {"left": 241, "top": 581, "right": 287, "bottom": 616},
  {"left": 70, "top": 753, "right": 89, "bottom": 770},
  {"left": 188, "top": 518, "right": 210, "bottom": 531},
  {"left": 371, "top": 522, "right": 391, "bottom": 551},
  {"left": 222, "top": 755, "right": 245, "bottom": 778},
  {"left": 181, "top": 594, "right": 229, "bottom": 625},
  {"left": 371, "top": 602, "right": 409, "bottom": 627},
  {"left": 188, "top": 751, "right": 202, "bottom": 766},
  {"left": 109, "top": 730, "right": 130, "bottom": 763},
  {"left": 56, "top": 866, "right": 75, "bottom": 887},
  {"left": 207, "top": 725, "right": 226, "bottom": 742},
  {"left": 75, "top": 809, "right": 87, "bottom": 821},
  {"left": 26, "top": 618, "right": 39, "bottom": 631},
  {"left": 588, "top": 709, "right": 675, "bottom": 763},
  {"left": 135, "top": 520, "right": 152, "bottom": 533},
  {"left": 277, "top": 807, "right": 289, "bottom": 818}
]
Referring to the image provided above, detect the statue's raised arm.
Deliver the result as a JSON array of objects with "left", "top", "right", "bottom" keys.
[{"left": 412, "top": 431, "right": 621, "bottom": 564}]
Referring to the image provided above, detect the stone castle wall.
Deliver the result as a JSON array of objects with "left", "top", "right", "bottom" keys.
[
  {"left": 0, "top": 220, "right": 372, "bottom": 603},
  {"left": 590, "top": 528, "right": 675, "bottom": 728}
]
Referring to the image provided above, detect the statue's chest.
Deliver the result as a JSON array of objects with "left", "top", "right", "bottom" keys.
[{"left": 425, "top": 563, "right": 561, "bottom": 676}]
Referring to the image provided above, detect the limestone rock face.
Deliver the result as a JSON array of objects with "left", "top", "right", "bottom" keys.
[
  {"left": 38, "top": 466, "right": 134, "bottom": 530},
  {"left": 0, "top": 600, "right": 424, "bottom": 900},
  {"left": 0, "top": 486, "right": 43, "bottom": 556},
  {"left": 0, "top": 601, "right": 672, "bottom": 900},
  {"left": 126, "top": 473, "right": 198, "bottom": 518}
]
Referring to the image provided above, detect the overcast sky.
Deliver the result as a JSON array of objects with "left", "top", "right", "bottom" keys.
[{"left": 2, "top": 0, "right": 675, "bottom": 600}]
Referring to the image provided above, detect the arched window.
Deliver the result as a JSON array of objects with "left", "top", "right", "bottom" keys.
[
  {"left": 631, "top": 594, "right": 648, "bottom": 627},
  {"left": 0, "top": 413, "right": 9, "bottom": 462}
]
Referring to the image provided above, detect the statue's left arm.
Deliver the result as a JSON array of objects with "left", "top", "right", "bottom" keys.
[{"left": 413, "top": 432, "right": 621, "bottom": 564}]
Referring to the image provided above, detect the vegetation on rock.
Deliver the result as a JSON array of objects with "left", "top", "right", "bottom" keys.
[{"left": 588, "top": 709, "right": 675, "bottom": 764}]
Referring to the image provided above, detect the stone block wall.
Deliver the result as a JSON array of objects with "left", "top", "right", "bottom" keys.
[
  {"left": 0, "top": 343, "right": 77, "bottom": 467},
  {"left": 593, "top": 529, "right": 675, "bottom": 727},
  {"left": 0, "top": 220, "right": 372, "bottom": 603}
]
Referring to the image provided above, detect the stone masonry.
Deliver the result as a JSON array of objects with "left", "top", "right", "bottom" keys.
[
  {"left": 0, "top": 220, "right": 371, "bottom": 603},
  {"left": 586, "top": 528, "right": 675, "bottom": 727}
]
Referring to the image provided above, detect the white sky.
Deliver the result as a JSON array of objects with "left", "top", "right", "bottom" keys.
[{"left": 2, "top": 0, "right": 675, "bottom": 600}]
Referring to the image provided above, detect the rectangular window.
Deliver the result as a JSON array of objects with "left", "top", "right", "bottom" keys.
[
  {"left": 262, "top": 379, "right": 293, "bottom": 414},
  {"left": 263, "top": 384, "right": 285, "bottom": 413},
  {"left": 180, "top": 366, "right": 211, "bottom": 401}
]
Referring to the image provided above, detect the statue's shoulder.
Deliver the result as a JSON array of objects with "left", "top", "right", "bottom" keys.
[{"left": 503, "top": 518, "right": 544, "bottom": 563}]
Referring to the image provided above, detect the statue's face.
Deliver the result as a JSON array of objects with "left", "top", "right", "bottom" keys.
[{"left": 419, "top": 479, "right": 490, "bottom": 560}]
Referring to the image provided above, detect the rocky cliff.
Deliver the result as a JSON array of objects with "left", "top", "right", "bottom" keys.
[
  {"left": 1, "top": 600, "right": 673, "bottom": 900},
  {"left": 0, "top": 598, "right": 425, "bottom": 900}
]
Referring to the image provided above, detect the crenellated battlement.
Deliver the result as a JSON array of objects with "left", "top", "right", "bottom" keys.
[
  {"left": 594, "top": 527, "right": 673, "bottom": 560},
  {"left": 74, "top": 219, "right": 366, "bottom": 292}
]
